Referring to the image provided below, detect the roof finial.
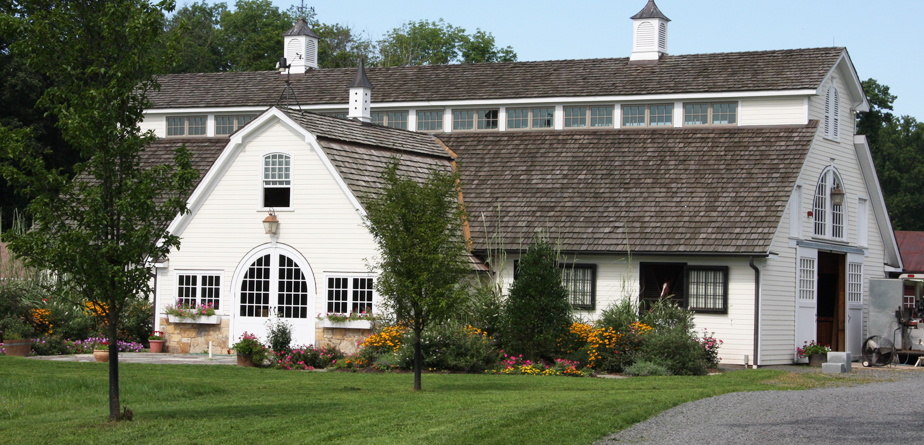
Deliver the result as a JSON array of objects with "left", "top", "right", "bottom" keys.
[{"left": 348, "top": 58, "right": 374, "bottom": 90}]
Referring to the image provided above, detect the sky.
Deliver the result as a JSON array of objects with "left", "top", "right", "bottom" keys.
[{"left": 220, "top": 0, "right": 924, "bottom": 119}]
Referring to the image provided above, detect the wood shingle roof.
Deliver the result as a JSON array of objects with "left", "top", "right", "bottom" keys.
[
  {"left": 149, "top": 47, "right": 845, "bottom": 109},
  {"left": 439, "top": 122, "right": 818, "bottom": 254}
]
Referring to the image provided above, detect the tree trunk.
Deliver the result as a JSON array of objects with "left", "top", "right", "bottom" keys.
[
  {"left": 108, "top": 311, "right": 121, "bottom": 421},
  {"left": 414, "top": 327, "right": 422, "bottom": 391}
]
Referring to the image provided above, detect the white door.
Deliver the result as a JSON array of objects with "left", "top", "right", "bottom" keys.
[
  {"left": 795, "top": 248, "right": 818, "bottom": 359},
  {"left": 845, "top": 254, "right": 864, "bottom": 358},
  {"left": 232, "top": 245, "right": 315, "bottom": 348}
]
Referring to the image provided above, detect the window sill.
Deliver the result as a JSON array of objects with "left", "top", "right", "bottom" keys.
[
  {"left": 167, "top": 314, "right": 221, "bottom": 325},
  {"left": 318, "top": 319, "right": 372, "bottom": 329}
]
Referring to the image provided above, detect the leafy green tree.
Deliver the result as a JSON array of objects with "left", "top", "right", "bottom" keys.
[
  {"left": 0, "top": 0, "right": 197, "bottom": 421},
  {"left": 161, "top": 1, "right": 227, "bottom": 73},
  {"left": 363, "top": 160, "right": 470, "bottom": 390},
  {"left": 857, "top": 79, "right": 897, "bottom": 151},
  {"left": 460, "top": 29, "right": 517, "bottom": 63},
  {"left": 315, "top": 22, "right": 376, "bottom": 68},
  {"left": 220, "top": 0, "right": 296, "bottom": 71},
  {"left": 501, "top": 236, "right": 572, "bottom": 361},
  {"left": 377, "top": 19, "right": 465, "bottom": 66}
]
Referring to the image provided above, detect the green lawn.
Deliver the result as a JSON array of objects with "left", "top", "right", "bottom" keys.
[{"left": 0, "top": 356, "right": 822, "bottom": 444}]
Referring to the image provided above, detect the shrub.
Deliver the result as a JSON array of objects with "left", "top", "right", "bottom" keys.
[
  {"left": 635, "top": 325, "right": 707, "bottom": 376},
  {"left": 640, "top": 298, "right": 695, "bottom": 331},
  {"left": 624, "top": 360, "right": 671, "bottom": 377},
  {"left": 500, "top": 237, "right": 572, "bottom": 361},
  {"left": 232, "top": 332, "right": 268, "bottom": 365},
  {"left": 118, "top": 298, "right": 153, "bottom": 344},
  {"left": 273, "top": 344, "right": 343, "bottom": 370},
  {"left": 265, "top": 318, "right": 293, "bottom": 353},
  {"left": 597, "top": 297, "right": 641, "bottom": 335},
  {"left": 396, "top": 323, "right": 500, "bottom": 373},
  {"left": 700, "top": 329, "right": 723, "bottom": 368}
]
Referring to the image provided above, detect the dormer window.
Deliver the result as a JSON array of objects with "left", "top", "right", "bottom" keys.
[
  {"left": 813, "top": 167, "right": 846, "bottom": 240},
  {"left": 622, "top": 104, "right": 672, "bottom": 127},
  {"left": 167, "top": 116, "right": 206, "bottom": 137},
  {"left": 824, "top": 86, "right": 840, "bottom": 140},
  {"left": 216, "top": 115, "right": 257, "bottom": 135},
  {"left": 263, "top": 153, "right": 291, "bottom": 208}
]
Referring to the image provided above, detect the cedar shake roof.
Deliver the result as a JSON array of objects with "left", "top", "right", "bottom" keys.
[
  {"left": 439, "top": 122, "right": 818, "bottom": 254},
  {"left": 142, "top": 138, "right": 228, "bottom": 190},
  {"left": 283, "top": 18, "right": 319, "bottom": 38},
  {"left": 149, "top": 47, "right": 845, "bottom": 108},
  {"left": 895, "top": 231, "right": 924, "bottom": 272},
  {"left": 632, "top": 0, "right": 670, "bottom": 21}
]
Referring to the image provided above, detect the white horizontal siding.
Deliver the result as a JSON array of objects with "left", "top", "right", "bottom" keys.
[
  {"left": 739, "top": 97, "right": 806, "bottom": 126},
  {"left": 140, "top": 114, "right": 165, "bottom": 138}
]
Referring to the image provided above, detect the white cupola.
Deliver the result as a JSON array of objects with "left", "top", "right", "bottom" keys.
[
  {"left": 347, "top": 59, "right": 374, "bottom": 123},
  {"left": 281, "top": 18, "right": 319, "bottom": 73},
  {"left": 630, "top": 0, "right": 670, "bottom": 62}
]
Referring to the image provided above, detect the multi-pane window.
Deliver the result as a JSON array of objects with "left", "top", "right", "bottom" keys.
[
  {"left": 453, "top": 109, "right": 498, "bottom": 130},
  {"left": 263, "top": 153, "right": 291, "bottom": 208},
  {"left": 799, "top": 258, "right": 816, "bottom": 301},
  {"left": 371, "top": 111, "right": 409, "bottom": 129},
  {"left": 417, "top": 110, "right": 443, "bottom": 132},
  {"left": 622, "top": 104, "right": 672, "bottom": 127},
  {"left": 238, "top": 253, "right": 309, "bottom": 319},
  {"left": 563, "top": 106, "right": 614, "bottom": 128},
  {"left": 167, "top": 116, "right": 207, "bottom": 137},
  {"left": 848, "top": 263, "right": 863, "bottom": 305},
  {"left": 561, "top": 264, "right": 596, "bottom": 309},
  {"left": 686, "top": 267, "right": 728, "bottom": 312},
  {"left": 215, "top": 115, "right": 257, "bottom": 135},
  {"left": 326, "top": 276, "right": 375, "bottom": 314},
  {"left": 813, "top": 168, "right": 845, "bottom": 239},
  {"left": 683, "top": 103, "right": 737, "bottom": 126},
  {"left": 177, "top": 273, "right": 222, "bottom": 310},
  {"left": 507, "top": 107, "right": 554, "bottom": 130}
]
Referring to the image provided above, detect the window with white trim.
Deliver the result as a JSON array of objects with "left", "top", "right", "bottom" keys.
[
  {"left": 563, "top": 106, "right": 614, "bottom": 128},
  {"left": 263, "top": 153, "right": 291, "bottom": 208},
  {"left": 507, "top": 107, "right": 554, "bottom": 130},
  {"left": 622, "top": 104, "right": 672, "bottom": 127},
  {"left": 166, "top": 116, "right": 207, "bottom": 137},
  {"left": 799, "top": 257, "right": 816, "bottom": 301},
  {"left": 848, "top": 262, "right": 863, "bottom": 304},
  {"left": 417, "top": 110, "right": 443, "bottom": 132},
  {"left": 451, "top": 109, "right": 499, "bottom": 131},
  {"left": 326, "top": 276, "right": 375, "bottom": 314},
  {"left": 239, "top": 253, "right": 310, "bottom": 318},
  {"left": 683, "top": 103, "right": 737, "bottom": 126},
  {"left": 813, "top": 168, "right": 846, "bottom": 240},
  {"left": 371, "top": 111, "right": 408, "bottom": 129},
  {"left": 215, "top": 115, "right": 257, "bottom": 135},
  {"left": 824, "top": 86, "right": 840, "bottom": 140},
  {"left": 177, "top": 272, "right": 222, "bottom": 310}
]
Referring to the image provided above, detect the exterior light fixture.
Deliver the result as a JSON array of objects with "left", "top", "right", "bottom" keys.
[
  {"left": 830, "top": 187, "right": 846, "bottom": 206},
  {"left": 263, "top": 209, "right": 279, "bottom": 235}
]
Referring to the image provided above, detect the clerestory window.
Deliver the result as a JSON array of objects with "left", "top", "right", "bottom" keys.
[{"left": 813, "top": 167, "right": 846, "bottom": 240}]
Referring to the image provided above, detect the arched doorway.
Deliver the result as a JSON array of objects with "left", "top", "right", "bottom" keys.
[{"left": 231, "top": 244, "right": 315, "bottom": 348}]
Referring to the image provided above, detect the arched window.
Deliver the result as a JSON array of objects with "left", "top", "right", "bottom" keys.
[
  {"left": 824, "top": 86, "right": 840, "bottom": 140},
  {"left": 263, "top": 153, "right": 291, "bottom": 208},
  {"left": 813, "top": 168, "right": 846, "bottom": 239},
  {"left": 238, "top": 251, "right": 310, "bottom": 319}
]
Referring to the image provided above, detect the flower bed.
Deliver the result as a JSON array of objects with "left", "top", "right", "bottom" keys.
[{"left": 26, "top": 337, "right": 144, "bottom": 356}]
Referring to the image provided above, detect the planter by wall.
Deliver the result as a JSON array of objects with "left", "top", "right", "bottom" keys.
[
  {"left": 808, "top": 353, "right": 827, "bottom": 367},
  {"left": 93, "top": 349, "right": 110, "bottom": 363},
  {"left": 318, "top": 319, "right": 372, "bottom": 329},
  {"left": 149, "top": 340, "right": 165, "bottom": 353},
  {"left": 237, "top": 353, "right": 255, "bottom": 367},
  {"left": 2, "top": 340, "right": 32, "bottom": 357},
  {"left": 167, "top": 314, "right": 220, "bottom": 325}
]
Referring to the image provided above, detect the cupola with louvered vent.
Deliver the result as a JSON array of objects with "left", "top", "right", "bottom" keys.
[
  {"left": 630, "top": 0, "right": 670, "bottom": 62},
  {"left": 281, "top": 18, "right": 319, "bottom": 73},
  {"left": 347, "top": 59, "right": 373, "bottom": 123}
]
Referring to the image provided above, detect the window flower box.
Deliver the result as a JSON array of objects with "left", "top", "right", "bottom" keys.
[
  {"left": 167, "top": 314, "right": 221, "bottom": 325},
  {"left": 318, "top": 319, "right": 372, "bottom": 330}
]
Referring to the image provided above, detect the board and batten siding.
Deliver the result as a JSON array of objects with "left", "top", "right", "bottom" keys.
[
  {"left": 487, "top": 253, "right": 756, "bottom": 365},
  {"left": 758, "top": 71, "right": 888, "bottom": 365},
  {"left": 738, "top": 97, "right": 807, "bottom": 126},
  {"left": 155, "top": 121, "right": 378, "bottom": 347}
]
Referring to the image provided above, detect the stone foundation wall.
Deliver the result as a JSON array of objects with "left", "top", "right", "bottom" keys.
[
  {"left": 316, "top": 327, "right": 371, "bottom": 355},
  {"left": 162, "top": 317, "right": 230, "bottom": 353}
]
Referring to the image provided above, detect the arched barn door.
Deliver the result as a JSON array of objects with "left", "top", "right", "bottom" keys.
[{"left": 232, "top": 245, "right": 315, "bottom": 347}]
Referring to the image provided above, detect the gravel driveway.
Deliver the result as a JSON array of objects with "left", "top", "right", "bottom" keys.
[{"left": 595, "top": 366, "right": 924, "bottom": 445}]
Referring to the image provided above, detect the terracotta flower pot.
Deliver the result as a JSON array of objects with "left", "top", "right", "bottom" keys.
[
  {"left": 237, "top": 353, "right": 255, "bottom": 367},
  {"left": 2, "top": 340, "right": 32, "bottom": 357},
  {"left": 93, "top": 349, "right": 110, "bottom": 363},
  {"left": 149, "top": 340, "right": 165, "bottom": 353}
]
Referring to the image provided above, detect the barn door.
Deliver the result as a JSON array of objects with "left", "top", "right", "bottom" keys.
[
  {"left": 845, "top": 253, "right": 865, "bottom": 359},
  {"left": 795, "top": 248, "right": 818, "bottom": 359}
]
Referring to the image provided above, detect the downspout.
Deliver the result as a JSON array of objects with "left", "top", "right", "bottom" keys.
[{"left": 749, "top": 256, "right": 760, "bottom": 368}]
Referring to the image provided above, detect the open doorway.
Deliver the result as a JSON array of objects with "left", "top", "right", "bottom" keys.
[{"left": 816, "top": 251, "right": 845, "bottom": 351}]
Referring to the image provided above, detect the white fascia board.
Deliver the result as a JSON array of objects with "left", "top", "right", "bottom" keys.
[
  {"left": 854, "top": 134, "right": 902, "bottom": 268},
  {"left": 146, "top": 106, "right": 271, "bottom": 114},
  {"left": 816, "top": 51, "right": 870, "bottom": 113}
]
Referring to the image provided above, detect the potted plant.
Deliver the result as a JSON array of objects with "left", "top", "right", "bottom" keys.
[
  {"left": 93, "top": 339, "right": 110, "bottom": 363},
  {"left": 232, "top": 331, "right": 266, "bottom": 367},
  {"left": 0, "top": 324, "right": 33, "bottom": 357},
  {"left": 148, "top": 331, "right": 165, "bottom": 353},
  {"left": 797, "top": 340, "right": 831, "bottom": 367},
  {"left": 164, "top": 300, "right": 219, "bottom": 324},
  {"left": 316, "top": 311, "right": 374, "bottom": 329}
]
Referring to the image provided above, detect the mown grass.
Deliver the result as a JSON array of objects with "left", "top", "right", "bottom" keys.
[{"left": 0, "top": 356, "right": 826, "bottom": 445}]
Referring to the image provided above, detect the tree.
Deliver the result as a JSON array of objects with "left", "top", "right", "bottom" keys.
[
  {"left": 219, "top": 0, "right": 296, "bottom": 71},
  {"left": 459, "top": 29, "right": 517, "bottom": 63},
  {"left": 315, "top": 22, "right": 376, "bottom": 68},
  {"left": 377, "top": 19, "right": 517, "bottom": 67},
  {"left": 161, "top": 1, "right": 227, "bottom": 73},
  {"left": 0, "top": 0, "right": 197, "bottom": 421},
  {"left": 501, "top": 236, "right": 572, "bottom": 361},
  {"left": 857, "top": 79, "right": 897, "bottom": 151},
  {"left": 363, "top": 160, "right": 470, "bottom": 390}
]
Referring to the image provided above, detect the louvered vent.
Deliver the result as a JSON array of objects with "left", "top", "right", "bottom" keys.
[
  {"left": 637, "top": 22, "right": 655, "bottom": 49},
  {"left": 286, "top": 39, "right": 303, "bottom": 62},
  {"left": 658, "top": 22, "right": 667, "bottom": 50},
  {"left": 306, "top": 39, "right": 317, "bottom": 67}
]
